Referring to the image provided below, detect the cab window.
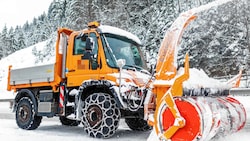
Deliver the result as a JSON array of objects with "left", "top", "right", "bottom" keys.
[
  {"left": 102, "top": 33, "right": 144, "bottom": 69},
  {"left": 73, "top": 34, "right": 88, "bottom": 55},
  {"left": 89, "top": 33, "right": 98, "bottom": 56}
]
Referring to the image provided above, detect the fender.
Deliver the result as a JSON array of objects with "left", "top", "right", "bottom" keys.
[
  {"left": 14, "top": 89, "right": 38, "bottom": 113},
  {"left": 79, "top": 80, "right": 123, "bottom": 108}
]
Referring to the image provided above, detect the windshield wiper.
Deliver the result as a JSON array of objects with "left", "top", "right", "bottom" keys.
[
  {"left": 123, "top": 65, "right": 137, "bottom": 71},
  {"left": 123, "top": 65, "right": 150, "bottom": 75}
]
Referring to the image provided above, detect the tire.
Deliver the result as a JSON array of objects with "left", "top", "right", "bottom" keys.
[
  {"left": 82, "top": 93, "right": 120, "bottom": 138},
  {"left": 16, "top": 97, "right": 42, "bottom": 130},
  {"left": 59, "top": 116, "right": 80, "bottom": 126},
  {"left": 125, "top": 118, "right": 152, "bottom": 131}
]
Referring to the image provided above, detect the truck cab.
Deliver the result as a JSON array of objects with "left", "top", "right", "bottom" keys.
[
  {"left": 8, "top": 21, "right": 152, "bottom": 139},
  {"left": 63, "top": 21, "right": 147, "bottom": 87}
]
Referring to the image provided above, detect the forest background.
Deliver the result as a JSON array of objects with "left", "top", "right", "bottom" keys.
[{"left": 0, "top": 0, "right": 249, "bottom": 77}]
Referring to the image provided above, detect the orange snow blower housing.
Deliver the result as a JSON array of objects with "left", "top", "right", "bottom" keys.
[{"left": 146, "top": 1, "right": 246, "bottom": 141}]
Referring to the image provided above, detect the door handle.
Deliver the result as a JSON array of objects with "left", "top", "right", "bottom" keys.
[{"left": 68, "top": 69, "right": 76, "bottom": 72}]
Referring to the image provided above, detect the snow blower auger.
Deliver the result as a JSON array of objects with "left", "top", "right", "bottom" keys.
[{"left": 146, "top": 0, "right": 246, "bottom": 140}]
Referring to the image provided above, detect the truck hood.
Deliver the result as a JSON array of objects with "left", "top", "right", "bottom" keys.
[{"left": 108, "top": 69, "right": 152, "bottom": 87}]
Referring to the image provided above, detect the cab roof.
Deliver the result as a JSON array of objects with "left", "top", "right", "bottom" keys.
[{"left": 98, "top": 25, "right": 142, "bottom": 45}]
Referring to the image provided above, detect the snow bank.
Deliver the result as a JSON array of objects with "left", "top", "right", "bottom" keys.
[
  {"left": 181, "top": 67, "right": 231, "bottom": 89},
  {"left": 0, "top": 40, "right": 54, "bottom": 99}
]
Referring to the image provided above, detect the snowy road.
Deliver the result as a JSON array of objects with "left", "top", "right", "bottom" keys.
[
  {"left": 0, "top": 96, "right": 250, "bottom": 141},
  {"left": 0, "top": 102, "right": 150, "bottom": 141}
]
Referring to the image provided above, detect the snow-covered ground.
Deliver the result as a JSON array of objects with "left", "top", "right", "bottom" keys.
[
  {"left": 0, "top": 119, "right": 150, "bottom": 141},
  {"left": 0, "top": 101, "right": 150, "bottom": 141}
]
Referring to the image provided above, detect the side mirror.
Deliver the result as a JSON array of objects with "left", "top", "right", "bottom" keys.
[
  {"left": 116, "top": 59, "right": 126, "bottom": 68},
  {"left": 117, "top": 59, "right": 126, "bottom": 95},
  {"left": 86, "top": 37, "right": 94, "bottom": 50},
  {"left": 81, "top": 37, "right": 98, "bottom": 70},
  {"left": 82, "top": 37, "right": 94, "bottom": 60}
]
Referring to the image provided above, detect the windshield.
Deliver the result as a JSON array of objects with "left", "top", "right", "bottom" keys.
[{"left": 102, "top": 33, "right": 146, "bottom": 70}]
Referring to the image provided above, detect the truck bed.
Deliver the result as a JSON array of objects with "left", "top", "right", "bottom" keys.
[{"left": 9, "top": 64, "right": 55, "bottom": 85}]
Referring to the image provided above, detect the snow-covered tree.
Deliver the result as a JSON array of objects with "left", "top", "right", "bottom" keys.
[
  {"left": 178, "top": 0, "right": 250, "bottom": 76},
  {"left": 48, "top": 0, "right": 67, "bottom": 27},
  {"left": 1, "top": 0, "right": 250, "bottom": 77},
  {"left": 65, "top": 0, "right": 95, "bottom": 30},
  {"left": 14, "top": 26, "right": 26, "bottom": 50},
  {"left": 0, "top": 26, "right": 8, "bottom": 58}
]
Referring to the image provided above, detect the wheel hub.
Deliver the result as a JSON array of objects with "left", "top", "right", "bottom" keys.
[
  {"left": 18, "top": 106, "right": 30, "bottom": 122},
  {"left": 82, "top": 93, "right": 121, "bottom": 138},
  {"left": 87, "top": 106, "right": 102, "bottom": 128}
]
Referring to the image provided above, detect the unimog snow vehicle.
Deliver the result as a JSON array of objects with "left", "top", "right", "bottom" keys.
[{"left": 7, "top": 21, "right": 152, "bottom": 138}]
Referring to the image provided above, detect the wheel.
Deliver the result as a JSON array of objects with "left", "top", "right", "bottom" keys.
[
  {"left": 125, "top": 118, "right": 152, "bottom": 131},
  {"left": 82, "top": 93, "right": 120, "bottom": 138},
  {"left": 16, "top": 97, "right": 42, "bottom": 130},
  {"left": 59, "top": 116, "right": 80, "bottom": 126}
]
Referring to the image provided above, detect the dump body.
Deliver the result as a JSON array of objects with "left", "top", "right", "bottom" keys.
[
  {"left": 7, "top": 28, "right": 73, "bottom": 92},
  {"left": 7, "top": 63, "right": 62, "bottom": 92},
  {"left": 9, "top": 64, "right": 55, "bottom": 87}
]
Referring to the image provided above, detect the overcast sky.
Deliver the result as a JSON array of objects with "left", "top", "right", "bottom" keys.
[{"left": 0, "top": 0, "right": 53, "bottom": 29}]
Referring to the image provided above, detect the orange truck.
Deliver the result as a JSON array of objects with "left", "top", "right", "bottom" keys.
[
  {"left": 6, "top": 1, "right": 247, "bottom": 140},
  {"left": 7, "top": 21, "right": 152, "bottom": 138}
]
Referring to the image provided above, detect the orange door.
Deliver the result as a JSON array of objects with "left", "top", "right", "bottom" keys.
[{"left": 66, "top": 32, "right": 100, "bottom": 87}]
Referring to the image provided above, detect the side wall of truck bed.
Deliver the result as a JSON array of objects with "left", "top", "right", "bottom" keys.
[{"left": 9, "top": 64, "right": 55, "bottom": 85}]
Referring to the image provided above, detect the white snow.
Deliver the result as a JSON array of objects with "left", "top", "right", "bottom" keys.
[
  {"left": 181, "top": 67, "right": 232, "bottom": 89},
  {"left": 99, "top": 25, "right": 142, "bottom": 45},
  {"left": 0, "top": 101, "right": 150, "bottom": 141}
]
